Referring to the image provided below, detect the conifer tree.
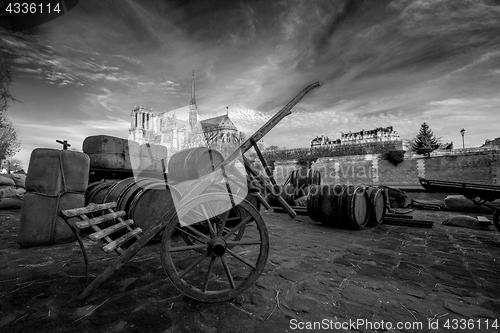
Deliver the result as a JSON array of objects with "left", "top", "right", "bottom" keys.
[{"left": 410, "top": 122, "right": 441, "bottom": 157}]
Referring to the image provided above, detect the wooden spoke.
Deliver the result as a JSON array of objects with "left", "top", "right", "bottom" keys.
[
  {"left": 200, "top": 204, "right": 216, "bottom": 238},
  {"left": 169, "top": 244, "right": 207, "bottom": 253},
  {"left": 221, "top": 256, "right": 235, "bottom": 289},
  {"left": 226, "top": 248, "right": 256, "bottom": 269},
  {"left": 226, "top": 240, "right": 262, "bottom": 246},
  {"left": 176, "top": 226, "right": 208, "bottom": 244},
  {"left": 223, "top": 215, "right": 253, "bottom": 241},
  {"left": 161, "top": 193, "right": 269, "bottom": 302},
  {"left": 202, "top": 256, "right": 216, "bottom": 292},
  {"left": 181, "top": 224, "right": 211, "bottom": 242},
  {"left": 179, "top": 251, "right": 209, "bottom": 279}
]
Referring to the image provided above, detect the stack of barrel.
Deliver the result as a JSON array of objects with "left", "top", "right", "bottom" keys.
[
  {"left": 85, "top": 177, "right": 180, "bottom": 236},
  {"left": 17, "top": 149, "right": 90, "bottom": 247},
  {"left": 83, "top": 135, "right": 168, "bottom": 181},
  {"left": 267, "top": 167, "right": 321, "bottom": 206},
  {"left": 85, "top": 146, "right": 233, "bottom": 235},
  {"left": 306, "top": 184, "right": 387, "bottom": 229}
]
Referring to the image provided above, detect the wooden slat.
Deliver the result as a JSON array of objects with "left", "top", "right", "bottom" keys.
[
  {"left": 102, "top": 228, "right": 142, "bottom": 253},
  {"left": 89, "top": 220, "right": 134, "bottom": 241},
  {"left": 60, "top": 202, "right": 117, "bottom": 218},
  {"left": 75, "top": 211, "right": 126, "bottom": 229},
  {"left": 107, "top": 208, "right": 140, "bottom": 241}
]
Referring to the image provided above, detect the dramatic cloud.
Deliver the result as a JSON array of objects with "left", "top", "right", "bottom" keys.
[{"left": 2, "top": 0, "right": 499, "bottom": 169}]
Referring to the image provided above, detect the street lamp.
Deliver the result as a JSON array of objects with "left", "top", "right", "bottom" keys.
[{"left": 460, "top": 128, "right": 465, "bottom": 149}]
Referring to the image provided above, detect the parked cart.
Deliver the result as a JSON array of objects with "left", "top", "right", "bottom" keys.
[{"left": 60, "top": 82, "right": 320, "bottom": 302}]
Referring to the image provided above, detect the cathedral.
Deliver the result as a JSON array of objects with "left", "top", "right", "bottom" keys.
[{"left": 128, "top": 71, "right": 242, "bottom": 158}]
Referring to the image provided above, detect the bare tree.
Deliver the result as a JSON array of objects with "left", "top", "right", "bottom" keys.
[
  {"left": 7, "top": 157, "right": 23, "bottom": 171},
  {"left": 0, "top": 116, "right": 21, "bottom": 158},
  {"left": 1, "top": 36, "right": 19, "bottom": 113},
  {"left": 0, "top": 37, "right": 21, "bottom": 159}
]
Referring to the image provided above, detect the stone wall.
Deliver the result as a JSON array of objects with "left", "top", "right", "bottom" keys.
[{"left": 268, "top": 149, "right": 500, "bottom": 188}]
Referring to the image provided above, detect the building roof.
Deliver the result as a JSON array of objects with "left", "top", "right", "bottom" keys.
[{"left": 200, "top": 114, "right": 236, "bottom": 132}]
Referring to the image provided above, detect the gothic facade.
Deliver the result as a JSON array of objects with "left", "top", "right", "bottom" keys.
[
  {"left": 311, "top": 126, "right": 401, "bottom": 148},
  {"left": 128, "top": 71, "right": 241, "bottom": 158}
]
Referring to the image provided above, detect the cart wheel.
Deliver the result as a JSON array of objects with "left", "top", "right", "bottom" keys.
[
  {"left": 493, "top": 209, "right": 500, "bottom": 233},
  {"left": 161, "top": 193, "right": 269, "bottom": 302},
  {"left": 180, "top": 207, "right": 246, "bottom": 253}
]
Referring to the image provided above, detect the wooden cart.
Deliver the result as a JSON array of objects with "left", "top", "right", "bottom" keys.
[{"left": 60, "top": 82, "right": 320, "bottom": 302}]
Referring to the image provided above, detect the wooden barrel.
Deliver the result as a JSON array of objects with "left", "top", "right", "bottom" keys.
[
  {"left": 85, "top": 181, "right": 110, "bottom": 205},
  {"left": 86, "top": 181, "right": 118, "bottom": 205},
  {"left": 290, "top": 168, "right": 321, "bottom": 189},
  {"left": 306, "top": 184, "right": 323, "bottom": 222},
  {"left": 339, "top": 185, "right": 369, "bottom": 229},
  {"left": 116, "top": 178, "right": 160, "bottom": 214},
  {"left": 168, "top": 147, "right": 224, "bottom": 182},
  {"left": 365, "top": 186, "right": 387, "bottom": 225},
  {"left": 25, "top": 148, "right": 89, "bottom": 196},
  {"left": 318, "top": 184, "right": 345, "bottom": 227},
  {"left": 128, "top": 181, "right": 181, "bottom": 234}
]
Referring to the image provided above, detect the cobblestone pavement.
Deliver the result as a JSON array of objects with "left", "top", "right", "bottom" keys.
[{"left": 0, "top": 208, "right": 499, "bottom": 332}]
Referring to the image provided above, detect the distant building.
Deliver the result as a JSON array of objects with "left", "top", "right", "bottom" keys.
[
  {"left": 128, "top": 71, "right": 242, "bottom": 157},
  {"left": 482, "top": 137, "right": 500, "bottom": 148},
  {"left": 311, "top": 126, "right": 401, "bottom": 148}
]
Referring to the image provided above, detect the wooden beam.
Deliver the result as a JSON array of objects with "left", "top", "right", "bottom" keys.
[{"left": 75, "top": 211, "right": 126, "bottom": 229}]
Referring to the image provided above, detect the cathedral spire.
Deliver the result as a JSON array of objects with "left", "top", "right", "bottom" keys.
[
  {"left": 189, "top": 70, "right": 198, "bottom": 130},
  {"left": 190, "top": 70, "right": 196, "bottom": 106}
]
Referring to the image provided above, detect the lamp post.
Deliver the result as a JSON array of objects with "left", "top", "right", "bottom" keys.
[{"left": 460, "top": 128, "right": 465, "bottom": 149}]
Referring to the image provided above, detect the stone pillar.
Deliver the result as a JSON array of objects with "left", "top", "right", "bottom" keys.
[{"left": 131, "top": 112, "right": 135, "bottom": 129}]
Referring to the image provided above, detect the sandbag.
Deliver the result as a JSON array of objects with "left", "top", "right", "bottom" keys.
[
  {"left": 87, "top": 153, "right": 125, "bottom": 170},
  {"left": 442, "top": 215, "right": 495, "bottom": 231},
  {"left": 0, "top": 197, "right": 23, "bottom": 209},
  {"left": 124, "top": 139, "right": 140, "bottom": 156},
  {"left": 10, "top": 173, "right": 26, "bottom": 188},
  {"left": 17, "top": 192, "right": 85, "bottom": 247},
  {"left": 410, "top": 199, "right": 446, "bottom": 211},
  {"left": 444, "top": 195, "right": 500, "bottom": 214},
  {"left": 379, "top": 186, "right": 408, "bottom": 208},
  {"left": 0, "top": 186, "right": 17, "bottom": 199},
  {"left": 25, "top": 149, "right": 89, "bottom": 195},
  {"left": 0, "top": 175, "right": 15, "bottom": 187},
  {"left": 83, "top": 135, "right": 125, "bottom": 154},
  {"left": 294, "top": 195, "right": 308, "bottom": 207}
]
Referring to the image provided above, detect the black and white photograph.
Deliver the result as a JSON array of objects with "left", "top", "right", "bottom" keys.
[{"left": 1, "top": 0, "right": 500, "bottom": 332}]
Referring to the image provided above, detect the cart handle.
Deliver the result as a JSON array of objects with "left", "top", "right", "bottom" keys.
[{"left": 219, "top": 81, "right": 320, "bottom": 168}]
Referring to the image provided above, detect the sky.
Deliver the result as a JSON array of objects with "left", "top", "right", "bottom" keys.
[{"left": 1, "top": 0, "right": 500, "bottom": 170}]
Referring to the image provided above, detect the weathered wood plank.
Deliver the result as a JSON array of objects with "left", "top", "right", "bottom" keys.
[
  {"left": 60, "top": 202, "right": 117, "bottom": 218},
  {"left": 89, "top": 220, "right": 134, "bottom": 241},
  {"left": 255, "top": 193, "right": 271, "bottom": 210},
  {"left": 243, "top": 156, "right": 296, "bottom": 218},
  {"left": 77, "top": 207, "right": 176, "bottom": 300},
  {"left": 102, "top": 228, "right": 142, "bottom": 253},
  {"left": 75, "top": 211, "right": 126, "bottom": 229}
]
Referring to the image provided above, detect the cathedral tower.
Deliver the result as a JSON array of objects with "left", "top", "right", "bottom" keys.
[{"left": 189, "top": 70, "right": 198, "bottom": 131}]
